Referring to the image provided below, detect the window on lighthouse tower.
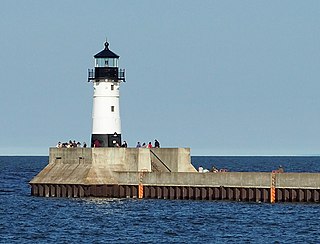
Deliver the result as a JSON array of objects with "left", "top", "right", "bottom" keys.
[{"left": 111, "top": 106, "right": 115, "bottom": 112}]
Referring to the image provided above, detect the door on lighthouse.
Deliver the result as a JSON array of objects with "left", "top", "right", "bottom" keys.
[{"left": 108, "top": 132, "right": 121, "bottom": 147}]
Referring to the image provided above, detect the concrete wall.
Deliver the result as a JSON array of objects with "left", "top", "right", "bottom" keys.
[
  {"left": 30, "top": 148, "right": 320, "bottom": 190},
  {"left": 277, "top": 173, "right": 320, "bottom": 189},
  {"left": 116, "top": 172, "right": 320, "bottom": 189},
  {"left": 116, "top": 172, "right": 271, "bottom": 188},
  {"left": 30, "top": 147, "right": 196, "bottom": 185},
  {"left": 150, "top": 148, "right": 196, "bottom": 172},
  {"left": 48, "top": 147, "right": 195, "bottom": 172}
]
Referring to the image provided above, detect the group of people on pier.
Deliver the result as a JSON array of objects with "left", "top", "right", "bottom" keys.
[
  {"left": 93, "top": 139, "right": 161, "bottom": 148},
  {"left": 136, "top": 139, "right": 160, "bottom": 148},
  {"left": 56, "top": 140, "right": 87, "bottom": 148},
  {"left": 57, "top": 139, "right": 160, "bottom": 149}
]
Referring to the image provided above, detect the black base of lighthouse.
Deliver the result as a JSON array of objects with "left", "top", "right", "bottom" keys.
[{"left": 91, "top": 133, "right": 121, "bottom": 147}]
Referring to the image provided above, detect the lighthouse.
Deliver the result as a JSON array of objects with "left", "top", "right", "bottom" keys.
[{"left": 88, "top": 40, "right": 125, "bottom": 147}]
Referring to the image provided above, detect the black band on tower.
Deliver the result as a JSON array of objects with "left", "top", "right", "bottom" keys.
[{"left": 91, "top": 134, "right": 122, "bottom": 147}]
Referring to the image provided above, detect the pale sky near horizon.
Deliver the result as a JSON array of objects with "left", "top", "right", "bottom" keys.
[{"left": 0, "top": 1, "right": 320, "bottom": 156}]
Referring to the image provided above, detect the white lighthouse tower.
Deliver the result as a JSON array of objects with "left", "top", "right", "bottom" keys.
[{"left": 88, "top": 40, "right": 125, "bottom": 147}]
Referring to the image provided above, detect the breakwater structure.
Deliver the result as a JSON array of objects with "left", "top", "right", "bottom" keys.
[
  {"left": 29, "top": 40, "right": 320, "bottom": 203},
  {"left": 30, "top": 147, "right": 320, "bottom": 203}
]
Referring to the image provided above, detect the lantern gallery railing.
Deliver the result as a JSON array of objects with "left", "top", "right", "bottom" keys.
[{"left": 88, "top": 68, "right": 125, "bottom": 82}]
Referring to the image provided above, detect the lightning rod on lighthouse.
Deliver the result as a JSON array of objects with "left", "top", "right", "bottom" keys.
[{"left": 88, "top": 40, "right": 125, "bottom": 147}]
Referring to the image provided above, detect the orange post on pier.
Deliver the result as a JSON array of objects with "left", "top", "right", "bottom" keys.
[
  {"left": 138, "top": 183, "right": 144, "bottom": 199},
  {"left": 270, "top": 171, "right": 277, "bottom": 203},
  {"left": 138, "top": 170, "right": 147, "bottom": 199}
]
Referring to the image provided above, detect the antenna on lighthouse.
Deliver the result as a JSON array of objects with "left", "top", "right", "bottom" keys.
[{"left": 87, "top": 39, "right": 126, "bottom": 147}]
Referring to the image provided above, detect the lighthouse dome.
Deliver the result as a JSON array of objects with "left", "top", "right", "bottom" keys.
[{"left": 94, "top": 41, "right": 120, "bottom": 58}]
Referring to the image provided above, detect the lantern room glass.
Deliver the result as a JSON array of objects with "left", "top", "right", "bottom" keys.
[{"left": 95, "top": 58, "right": 118, "bottom": 68}]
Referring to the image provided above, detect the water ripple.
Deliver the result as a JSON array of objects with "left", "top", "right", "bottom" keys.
[{"left": 1, "top": 156, "right": 320, "bottom": 243}]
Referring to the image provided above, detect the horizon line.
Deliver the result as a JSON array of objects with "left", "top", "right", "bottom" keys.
[{"left": 1, "top": 153, "right": 320, "bottom": 157}]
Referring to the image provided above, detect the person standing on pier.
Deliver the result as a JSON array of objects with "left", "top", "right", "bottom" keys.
[{"left": 154, "top": 139, "right": 160, "bottom": 148}]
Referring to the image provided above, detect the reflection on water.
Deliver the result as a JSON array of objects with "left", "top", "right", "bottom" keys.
[{"left": 81, "top": 197, "right": 126, "bottom": 205}]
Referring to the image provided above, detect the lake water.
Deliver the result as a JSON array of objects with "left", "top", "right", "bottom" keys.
[{"left": 1, "top": 156, "right": 320, "bottom": 243}]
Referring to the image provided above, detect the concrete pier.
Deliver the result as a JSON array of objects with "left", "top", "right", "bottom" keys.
[{"left": 30, "top": 148, "right": 320, "bottom": 203}]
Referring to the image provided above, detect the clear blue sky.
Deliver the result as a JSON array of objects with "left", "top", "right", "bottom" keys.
[{"left": 0, "top": 1, "right": 319, "bottom": 155}]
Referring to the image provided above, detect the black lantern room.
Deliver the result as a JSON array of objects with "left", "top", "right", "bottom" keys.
[{"left": 88, "top": 41, "right": 125, "bottom": 82}]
